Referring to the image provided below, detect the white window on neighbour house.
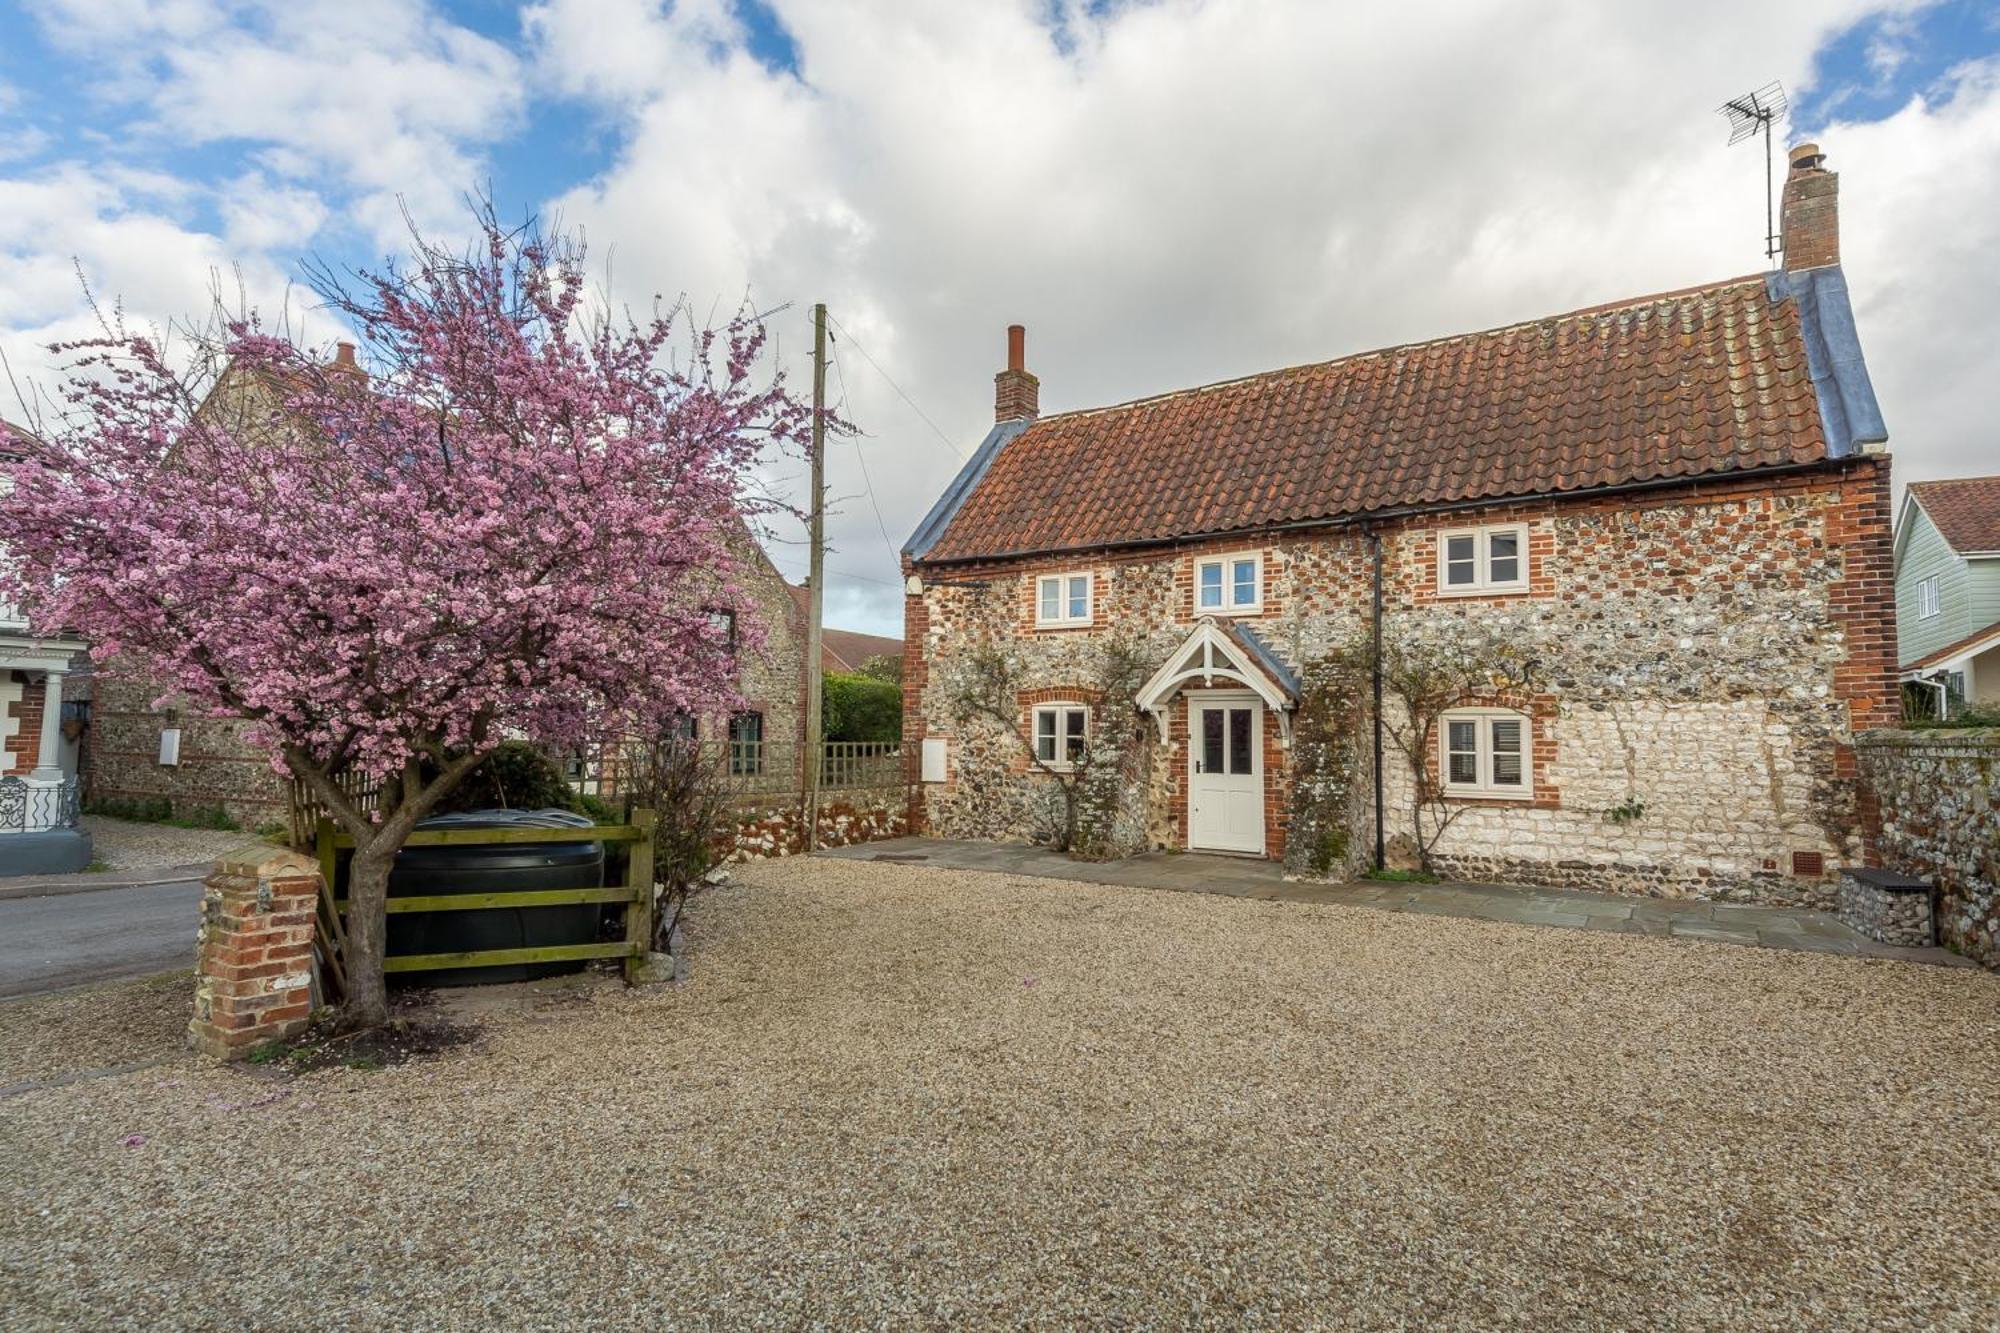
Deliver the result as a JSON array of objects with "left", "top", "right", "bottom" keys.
[
  {"left": 1195, "top": 553, "right": 1263, "bottom": 615},
  {"left": 1032, "top": 703, "right": 1089, "bottom": 769},
  {"left": 1437, "top": 523, "right": 1529, "bottom": 594},
  {"left": 1036, "top": 572, "right": 1093, "bottom": 627},
  {"left": 1440, "top": 708, "right": 1532, "bottom": 800},
  {"left": 1917, "top": 575, "right": 1941, "bottom": 620}
]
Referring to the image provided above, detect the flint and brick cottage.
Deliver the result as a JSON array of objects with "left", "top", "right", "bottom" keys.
[{"left": 901, "top": 143, "right": 1898, "bottom": 904}]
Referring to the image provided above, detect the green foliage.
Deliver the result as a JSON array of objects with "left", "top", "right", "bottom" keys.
[
  {"left": 575, "top": 792, "right": 619, "bottom": 825},
  {"left": 84, "top": 796, "right": 240, "bottom": 830},
  {"left": 612, "top": 737, "right": 735, "bottom": 951},
  {"left": 1602, "top": 798, "right": 1646, "bottom": 824},
  {"left": 1907, "top": 704, "right": 2000, "bottom": 730},
  {"left": 1288, "top": 653, "right": 1370, "bottom": 879},
  {"left": 823, "top": 672, "right": 902, "bottom": 742},
  {"left": 245, "top": 1040, "right": 292, "bottom": 1065},
  {"left": 432, "top": 741, "right": 580, "bottom": 815}
]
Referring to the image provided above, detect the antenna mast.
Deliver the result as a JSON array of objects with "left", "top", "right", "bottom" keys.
[{"left": 1718, "top": 81, "right": 1789, "bottom": 262}]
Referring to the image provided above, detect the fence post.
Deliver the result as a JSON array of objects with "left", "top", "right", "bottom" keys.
[{"left": 624, "top": 807, "right": 657, "bottom": 982}]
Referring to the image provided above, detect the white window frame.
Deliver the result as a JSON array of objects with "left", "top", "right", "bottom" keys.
[
  {"left": 1917, "top": 575, "right": 1940, "bottom": 620},
  {"left": 1436, "top": 523, "right": 1530, "bottom": 595},
  {"left": 1193, "top": 551, "right": 1264, "bottom": 615},
  {"left": 1438, "top": 708, "right": 1532, "bottom": 800},
  {"left": 1031, "top": 702, "right": 1090, "bottom": 770},
  {"left": 1035, "top": 571, "right": 1094, "bottom": 628}
]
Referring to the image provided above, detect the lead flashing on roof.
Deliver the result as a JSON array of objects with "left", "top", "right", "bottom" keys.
[
  {"left": 1767, "top": 265, "right": 1888, "bottom": 460},
  {"left": 902, "top": 418, "right": 1030, "bottom": 560}
]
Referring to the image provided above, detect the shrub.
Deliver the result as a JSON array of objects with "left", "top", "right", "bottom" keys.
[
  {"left": 431, "top": 741, "right": 580, "bottom": 814},
  {"left": 823, "top": 672, "right": 902, "bottom": 742}
]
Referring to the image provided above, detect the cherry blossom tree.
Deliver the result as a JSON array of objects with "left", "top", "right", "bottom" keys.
[{"left": 0, "top": 209, "right": 813, "bottom": 1026}]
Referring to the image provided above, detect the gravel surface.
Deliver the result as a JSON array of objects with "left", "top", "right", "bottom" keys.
[
  {"left": 80, "top": 816, "right": 265, "bottom": 871},
  {"left": 2, "top": 858, "right": 1996, "bottom": 1329}
]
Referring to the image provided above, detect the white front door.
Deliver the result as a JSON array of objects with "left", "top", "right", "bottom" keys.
[{"left": 1188, "top": 695, "right": 1265, "bottom": 854}]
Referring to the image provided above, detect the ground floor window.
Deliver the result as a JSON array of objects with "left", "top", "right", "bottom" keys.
[
  {"left": 1440, "top": 708, "right": 1530, "bottom": 799},
  {"left": 1032, "top": 703, "right": 1088, "bottom": 769},
  {"left": 729, "top": 711, "right": 764, "bottom": 776}
]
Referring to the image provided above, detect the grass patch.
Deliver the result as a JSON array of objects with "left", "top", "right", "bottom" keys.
[
  {"left": 85, "top": 796, "right": 240, "bottom": 831},
  {"left": 1363, "top": 867, "right": 1441, "bottom": 884}
]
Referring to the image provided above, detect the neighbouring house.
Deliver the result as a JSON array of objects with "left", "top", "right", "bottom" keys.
[
  {"left": 1894, "top": 474, "right": 2000, "bottom": 716},
  {"left": 83, "top": 349, "right": 899, "bottom": 829},
  {"left": 901, "top": 142, "right": 1899, "bottom": 905},
  {"left": 788, "top": 583, "right": 903, "bottom": 675},
  {"left": 1, "top": 420, "right": 93, "bottom": 874}
]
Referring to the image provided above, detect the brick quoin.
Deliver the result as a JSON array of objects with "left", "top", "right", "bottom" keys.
[{"left": 3, "top": 673, "right": 46, "bottom": 776}]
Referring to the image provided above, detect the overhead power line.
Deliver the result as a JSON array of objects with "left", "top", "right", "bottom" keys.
[{"left": 823, "top": 311, "right": 971, "bottom": 460}]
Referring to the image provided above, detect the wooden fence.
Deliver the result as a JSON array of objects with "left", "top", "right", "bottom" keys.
[{"left": 312, "top": 810, "right": 656, "bottom": 1000}]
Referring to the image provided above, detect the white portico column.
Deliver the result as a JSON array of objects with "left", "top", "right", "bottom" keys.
[{"left": 29, "top": 668, "right": 66, "bottom": 783}]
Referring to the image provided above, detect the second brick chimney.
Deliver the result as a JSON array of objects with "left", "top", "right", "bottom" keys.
[
  {"left": 1781, "top": 142, "right": 1839, "bottom": 271},
  {"left": 994, "top": 324, "right": 1039, "bottom": 423}
]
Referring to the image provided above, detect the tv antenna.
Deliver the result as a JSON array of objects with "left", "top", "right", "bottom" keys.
[{"left": 1718, "top": 81, "right": 1788, "bottom": 261}]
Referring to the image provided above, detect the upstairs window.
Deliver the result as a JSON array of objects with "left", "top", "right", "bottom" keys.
[
  {"left": 1440, "top": 709, "right": 1531, "bottom": 800},
  {"left": 1438, "top": 523, "right": 1529, "bottom": 594},
  {"left": 1195, "top": 553, "right": 1263, "bottom": 614},
  {"left": 704, "top": 607, "right": 738, "bottom": 654},
  {"left": 1036, "top": 572, "right": 1093, "bottom": 628},
  {"left": 1917, "top": 576, "right": 1940, "bottom": 620},
  {"left": 1032, "top": 703, "right": 1089, "bottom": 769}
]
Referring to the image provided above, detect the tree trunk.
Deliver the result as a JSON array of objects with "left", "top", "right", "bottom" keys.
[{"left": 341, "top": 839, "right": 397, "bottom": 1028}]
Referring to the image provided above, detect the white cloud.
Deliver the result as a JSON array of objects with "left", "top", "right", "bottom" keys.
[
  {"left": 24, "top": 0, "right": 524, "bottom": 246},
  {"left": 533, "top": 0, "right": 1990, "bottom": 634},
  {"left": 0, "top": 164, "right": 306, "bottom": 420}
]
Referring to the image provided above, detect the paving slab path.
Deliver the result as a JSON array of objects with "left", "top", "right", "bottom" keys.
[{"left": 819, "top": 836, "right": 1975, "bottom": 968}]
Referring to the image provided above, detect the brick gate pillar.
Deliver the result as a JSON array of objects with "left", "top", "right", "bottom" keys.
[{"left": 189, "top": 846, "right": 320, "bottom": 1060}]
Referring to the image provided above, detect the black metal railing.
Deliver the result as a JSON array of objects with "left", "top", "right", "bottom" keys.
[{"left": 0, "top": 776, "right": 81, "bottom": 834}]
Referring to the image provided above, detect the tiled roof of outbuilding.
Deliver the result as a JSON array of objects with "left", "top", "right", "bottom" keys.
[
  {"left": 913, "top": 273, "right": 1871, "bottom": 564},
  {"left": 1908, "top": 476, "right": 2000, "bottom": 555}
]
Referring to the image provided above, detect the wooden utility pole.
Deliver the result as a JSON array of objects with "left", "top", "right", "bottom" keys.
[{"left": 803, "top": 303, "right": 827, "bottom": 849}]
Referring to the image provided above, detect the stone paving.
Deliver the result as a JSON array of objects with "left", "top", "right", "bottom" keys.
[{"left": 820, "top": 837, "right": 1975, "bottom": 967}]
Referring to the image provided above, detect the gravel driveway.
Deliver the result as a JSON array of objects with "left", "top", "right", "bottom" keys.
[{"left": 3, "top": 858, "right": 1996, "bottom": 1329}]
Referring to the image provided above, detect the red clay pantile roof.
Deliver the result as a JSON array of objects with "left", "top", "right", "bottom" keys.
[
  {"left": 787, "top": 585, "right": 903, "bottom": 672},
  {"left": 1908, "top": 476, "right": 2000, "bottom": 555},
  {"left": 919, "top": 276, "right": 1832, "bottom": 563}
]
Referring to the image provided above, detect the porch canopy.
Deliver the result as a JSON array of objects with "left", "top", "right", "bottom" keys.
[{"left": 1134, "top": 618, "right": 1300, "bottom": 745}]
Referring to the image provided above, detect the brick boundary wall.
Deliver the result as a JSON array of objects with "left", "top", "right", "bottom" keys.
[
  {"left": 1854, "top": 728, "right": 2000, "bottom": 968},
  {"left": 190, "top": 847, "right": 320, "bottom": 1059}
]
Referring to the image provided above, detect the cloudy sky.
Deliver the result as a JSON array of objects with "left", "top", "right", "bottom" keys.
[{"left": 3, "top": 0, "right": 1997, "bottom": 636}]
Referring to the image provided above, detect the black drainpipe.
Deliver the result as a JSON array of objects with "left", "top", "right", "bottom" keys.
[{"left": 1369, "top": 527, "right": 1385, "bottom": 872}]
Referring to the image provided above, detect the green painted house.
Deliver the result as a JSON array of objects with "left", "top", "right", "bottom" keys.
[{"left": 1896, "top": 475, "right": 2000, "bottom": 713}]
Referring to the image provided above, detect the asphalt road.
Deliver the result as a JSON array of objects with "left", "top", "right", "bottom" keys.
[{"left": 0, "top": 880, "right": 204, "bottom": 999}]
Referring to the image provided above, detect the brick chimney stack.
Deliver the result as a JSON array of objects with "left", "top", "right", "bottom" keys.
[
  {"left": 1781, "top": 142, "right": 1839, "bottom": 271},
  {"left": 994, "top": 324, "right": 1039, "bottom": 423}
]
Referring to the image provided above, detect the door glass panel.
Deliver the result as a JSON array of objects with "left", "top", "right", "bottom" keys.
[
  {"left": 1201, "top": 708, "right": 1224, "bottom": 774},
  {"left": 1489, "top": 718, "right": 1523, "bottom": 785},
  {"left": 1198, "top": 563, "right": 1223, "bottom": 609},
  {"left": 1228, "top": 708, "right": 1253, "bottom": 774},
  {"left": 1487, "top": 530, "right": 1520, "bottom": 585}
]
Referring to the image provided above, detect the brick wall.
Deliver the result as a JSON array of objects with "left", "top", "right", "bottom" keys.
[
  {"left": 909, "top": 460, "right": 1896, "bottom": 904},
  {"left": 3, "top": 671, "right": 42, "bottom": 776}
]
